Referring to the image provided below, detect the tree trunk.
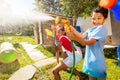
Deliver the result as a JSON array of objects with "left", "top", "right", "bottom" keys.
[
  {"left": 72, "top": 16, "right": 78, "bottom": 27},
  {"left": 33, "top": 22, "right": 40, "bottom": 44},
  {"left": 38, "top": 21, "right": 43, "bottom": 44}
]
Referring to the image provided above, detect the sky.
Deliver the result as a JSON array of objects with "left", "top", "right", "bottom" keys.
[{"left": 1, "top": 0, "right": 36, "bottom": 12}]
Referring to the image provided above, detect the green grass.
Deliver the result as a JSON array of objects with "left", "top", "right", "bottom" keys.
[
  {"left": 0, "top": 35, "right": 55, "bottom": 79},
  {"left": 0, "top": 35, "right": 120, "bottom": 80},
  {"left": 0, "top": 35, "right": 35, "bottom": 44},
  {"left": 36, "top": 45, "right": 55, "bottom": 58},
  {"left": 0, "top": 35, "right": 34, "bottom": 79},
  {"left": 106, "top": 58, "right": 120, "bottom": 80},
  {"left": 104, "top": 48, "right": 120, "bottom": 80},
  {"left": 31, "top": 48, "right": 120, "bottom": 80}
]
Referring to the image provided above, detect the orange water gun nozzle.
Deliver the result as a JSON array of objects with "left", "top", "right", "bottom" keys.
[{"left": 61, "top": 19, "right": 70, "bottom": 32}]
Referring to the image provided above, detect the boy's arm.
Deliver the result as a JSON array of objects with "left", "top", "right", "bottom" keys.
[
  {"left": 67, "top": 32, "right": 85, "bottom": 45},
  {"left": 67, "top": 33, "right": 97, "bottom": 45},
  {"left": 67, "top": 26, "right": 96, "bottom": 45},
  {"left": 69, "top": 26, "right": 86, "bottom": 38},
  {"left": 66, "top": 26, "right": 86, "bottom": 45}
]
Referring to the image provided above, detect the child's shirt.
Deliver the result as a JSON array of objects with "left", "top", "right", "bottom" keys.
[
  {"left": 58, "top": 35, "right": 76, "bottom": 52},
  {"left": 83, "top": 25, "right": 108, "bottom": 78}
]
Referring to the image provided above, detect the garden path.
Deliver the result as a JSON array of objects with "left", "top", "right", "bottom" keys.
[
  {"left": 20, "top": 42, "right": 47, "bottom": 61},
  {"left": 9, "top": 42, "right": 57, "bottom": 80}
]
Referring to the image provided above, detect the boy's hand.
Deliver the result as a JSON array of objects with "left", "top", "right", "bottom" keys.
[
  {"left": 67, "top": 32, "right": 76, "bottom": 40},
  {"left": 69, "top": 26, "right": 76, "bottom": 33}
]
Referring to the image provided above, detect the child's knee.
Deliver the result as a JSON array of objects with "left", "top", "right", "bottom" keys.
[{"left": 52, "top": 68, "right": 59, "bottom": 74}]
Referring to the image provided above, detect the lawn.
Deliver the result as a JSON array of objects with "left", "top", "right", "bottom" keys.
[
  {"left": 32, "top": 48, "right": 120, "bottom": 80},
  {"left": 0, "top": 35, "right": 55, "bottom": 79},
  {"left": 0, "top": 35, "right": 120, "bottom": 80},
  {"left": 0, "top": 35, "right": 35, "bottom": 79}
]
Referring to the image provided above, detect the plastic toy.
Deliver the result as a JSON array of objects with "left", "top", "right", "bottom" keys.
[
  {"left": 61, "top": 19, "right": 71, "bottom": 32},
  {"left": 99, "top": 0, "right": 120, "bottom": 21},
  {"left": 0, "top": 42, "right": 18, "bottom": 64},
  {"left": 99, "top": 0, "right": 117, "bottom": 8},
  {"left": 45, "top": 29, "right": 54, "bottom": 38}
]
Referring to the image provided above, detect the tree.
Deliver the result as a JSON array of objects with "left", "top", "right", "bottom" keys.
[
  {"left": 35, "top": 0, "right": 61, "bottom": 14},
  {"left": 60, "top": 0, "right": 98, "bottom": 26},
  {"left": 35, "top": 0, "right": 98, "bottom": 26}
]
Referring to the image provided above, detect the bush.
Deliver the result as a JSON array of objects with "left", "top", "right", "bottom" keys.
[{"left": 104, "top": 47, "right": 117, "bottom": 59}]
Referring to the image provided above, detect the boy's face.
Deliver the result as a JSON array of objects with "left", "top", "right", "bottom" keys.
[{"left": 92, "top": 12, "right": 106, "bottom": 26}]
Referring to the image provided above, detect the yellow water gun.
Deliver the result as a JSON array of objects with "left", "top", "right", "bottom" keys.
[{"left": 45, "top": 29, "right": 54, "bottom": 38}]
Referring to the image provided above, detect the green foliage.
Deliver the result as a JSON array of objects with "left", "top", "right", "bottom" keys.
[
  {"left": 35, "top": 0, "right": 98, "bottom": 18},
  {"left": 35, "top": 0, "right": 60, "bottom": 13},
  {"left": 35, "top": 0, "right": 98, "bottom": 26},
  {"left": 35, "top": 0, "right": 44, "bottom": 11},
  {"left": 24, "top": 25, "right": 34, "bottom": 36},
  {"left": 61, "top": 0, "right": 98, "bottom": 17},
  {"left": 104, "top": 47, "right": 117, "bottom": 59}
]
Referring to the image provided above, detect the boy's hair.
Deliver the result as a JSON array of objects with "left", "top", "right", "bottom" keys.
[{"left": 93, "top": 6, "right": 108, "bottom": 18}]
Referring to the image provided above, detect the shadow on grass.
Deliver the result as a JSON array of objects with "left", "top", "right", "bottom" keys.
[
  {"left": 80, "top": 72, "right": 89, "bottom": 80},
  {"left": 104, "top": 47, "right": 117, "bottom": 60},
  {"left": 104, "top": 47, "right": 120, "bottom": 66},
  {"left": 112, "top": 61, "right": 118, "bottom": 65},
  {"left": 64, "top": 69, "right": 88, "bottom": 80},
  {"left": 0, "top": 60, "right": 20, "bottom": 74}
]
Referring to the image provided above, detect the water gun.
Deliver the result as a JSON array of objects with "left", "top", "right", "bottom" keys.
[
  {"left": 61, "top": 19, "right": 71, "bottom": 32},
  {"left": 55, "top": 16, "right": 61, "bottom": 24},
  {"left": 0, "top": 42, "right": 18, "bottom": 64},
  {"left": 45, "top": 29, "right": 54, "bottom": 38},
  {"left": 45, "top": 29, "right": 59, "bottom": 46},
  {"left": 99, "top": 0, "right": 120, "bottom": 20},
  {"left": 55, "top": 16, "right": 71, "bottom": 32}
]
